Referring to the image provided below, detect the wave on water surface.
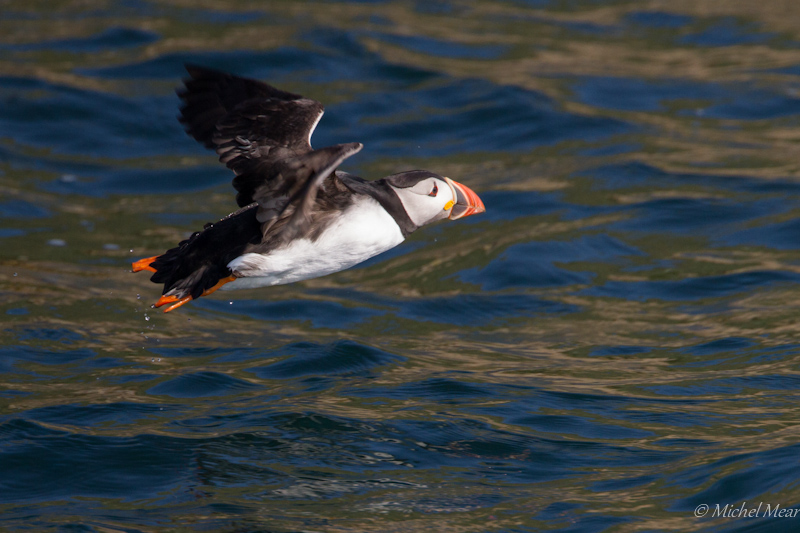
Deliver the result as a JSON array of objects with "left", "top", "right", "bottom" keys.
[{"left": 3, "top": 1, "right": 800, "bottom": 531}]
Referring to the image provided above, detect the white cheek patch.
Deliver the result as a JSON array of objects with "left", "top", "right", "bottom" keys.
[
  {"left": 394, "top": 182, "right": 451, "bottom": 227},
  {"left": 396, "top": 191, "right": 431, "bottom": 226}
]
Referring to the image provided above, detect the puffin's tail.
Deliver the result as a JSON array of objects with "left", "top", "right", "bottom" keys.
[
  {"left": 131, "top": 242, "right": 236, "bottom": 313},
  {"left": 132, "top": 206, "right": 260, "bottom": 312}
]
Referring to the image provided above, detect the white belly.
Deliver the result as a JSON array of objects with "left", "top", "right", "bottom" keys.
[{"left": 224, "top": 196, "right": 405, "bottom": 289}]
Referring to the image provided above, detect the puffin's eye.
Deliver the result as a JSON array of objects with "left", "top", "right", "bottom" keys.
[{"left": 428, "top": 183, "right": 438, "bottom": 197}]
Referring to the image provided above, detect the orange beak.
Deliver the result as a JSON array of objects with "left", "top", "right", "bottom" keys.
[{"left": 445, "top": 178, "right": 486, "bottom": 220}]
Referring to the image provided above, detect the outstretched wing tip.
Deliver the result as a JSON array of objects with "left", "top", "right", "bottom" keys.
[
  {"left": 345, "top": 142, "right": 364, "bottom": 155},
  {"left": 321, "top": 142, "right": 364, "bottom": 169}
]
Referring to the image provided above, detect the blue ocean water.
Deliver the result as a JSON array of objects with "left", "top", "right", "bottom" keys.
[{"left": 3, "top": 1, "right": 800, "bottom": 532}]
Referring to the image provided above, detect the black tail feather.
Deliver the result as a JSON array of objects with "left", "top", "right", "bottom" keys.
[{"left": 148, "top": 205, "right": 262, "bottom": 299}]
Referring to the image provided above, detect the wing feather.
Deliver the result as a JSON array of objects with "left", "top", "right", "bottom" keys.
[
  {"left": 177, "top": 65, "right": 362, "bottom": 243},
  {"left": 178, "top": 64, "right": 307, "bottom": 149},
  {"left": 178, "top": 65, "right": 326, "bottom": 207},
  {"left": 256, "top": 142, "right": 363, "bottom": 242}
]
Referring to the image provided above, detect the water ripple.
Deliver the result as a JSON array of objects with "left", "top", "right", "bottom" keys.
[{"left": 4, "top": 1, "right": 800, "bottom": 531}]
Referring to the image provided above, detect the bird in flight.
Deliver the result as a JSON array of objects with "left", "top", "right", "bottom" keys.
[{"left": 133, "top": 65, "right": 485, "bottom": 312}]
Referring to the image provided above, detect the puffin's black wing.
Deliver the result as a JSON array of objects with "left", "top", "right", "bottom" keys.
[
  {"left": 177, "top": 64, "right": 326, "bottom": 207},
  {"left": 254, "top": 142, "right": 363, "bottom": 243},
  {"left": 178, "top": 64, "right": 316, "bottom": 150},
  {"left": 177, "top": 65, "right": 362, "bottom": 244}
]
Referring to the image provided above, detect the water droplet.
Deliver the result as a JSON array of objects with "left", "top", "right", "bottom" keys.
[
  {"left": 13, "top": 273, "right": 17, "bottom": 277},
  {"left": 229, "top": 301, "right": 233, "bottom": 305}
]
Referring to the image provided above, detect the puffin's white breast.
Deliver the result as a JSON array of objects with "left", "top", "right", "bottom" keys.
[{"left": 225, "top": 196, "right": 405, "bottom": 289}]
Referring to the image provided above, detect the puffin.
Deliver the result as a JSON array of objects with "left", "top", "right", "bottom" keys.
[{"left": 133, "top": 65, "right": 485, "bottom": 312}]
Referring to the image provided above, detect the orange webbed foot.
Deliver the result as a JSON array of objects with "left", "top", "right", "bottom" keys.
[
  {"left": 154, "top": 276, "right": 237, "bottom": 313},
  {"left": 154, "top": 293, "right": 193, "bottom": 313},
  {"left": 132, "top": 256, "right": 160, "bottom": 273}
]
